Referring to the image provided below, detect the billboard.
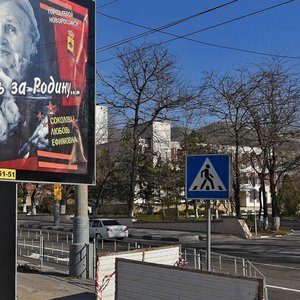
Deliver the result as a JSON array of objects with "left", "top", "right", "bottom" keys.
[{"left": 0, "top": 0, "right": 95, "bottom": 184}]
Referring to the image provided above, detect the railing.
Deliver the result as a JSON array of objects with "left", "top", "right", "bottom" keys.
[
  {"left": 17, "top": 229, "right": 72, "bottom": 268},
  {"left": 17, "top": 229, "right": 146, "bottom": 269},
  {"left": 17, "top": 229, "right": 268, "bottom": 299},
  {"left": 181, "top": 247, "right": 268, "bottom": 299}
]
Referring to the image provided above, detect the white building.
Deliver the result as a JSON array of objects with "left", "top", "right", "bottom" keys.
[
  {"left": 95, "top": 109, "right": 272, "bottom": 212},
  {"left": 95, "top": 105, "right": 108, "bottom": 145}
]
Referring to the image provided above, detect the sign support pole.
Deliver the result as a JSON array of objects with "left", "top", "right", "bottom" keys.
[{"left": 206, "top": 199, "right": 211, "bottom": 271}]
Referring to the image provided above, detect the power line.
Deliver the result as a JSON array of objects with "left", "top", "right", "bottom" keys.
[
  {"left": 96, "top": 0, "right": 299, "bottom": 63},
  {"left": 98, "top": 0, "right": 295, "bottom": 53},
  {"left": 96, "top": 0, "right": 238, "bottom": 53},
  {"left": 97, "top": 37, "right": 300, "bottom": 64},
  {"left": 31, "top": 0, "right": 236, "bottom": 57},
  {"left": 97, "top": 0, "right": 119, "bottom": 9}
]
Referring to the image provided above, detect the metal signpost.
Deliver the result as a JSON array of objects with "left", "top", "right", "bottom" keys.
[{"left": 186, "top": 154, "right": 232, "bottom": 271}]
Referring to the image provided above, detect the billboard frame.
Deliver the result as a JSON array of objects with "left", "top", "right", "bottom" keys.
[{"left": 0, "top": 0, "right": 96, "bottom": 185}]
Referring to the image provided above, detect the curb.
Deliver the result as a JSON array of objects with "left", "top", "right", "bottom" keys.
[
  {"left": 128, "top": 233, "right": 202, "bottom": 243},
  {"left": 19, "top": 224, "right": 73, "bottom": 233}
]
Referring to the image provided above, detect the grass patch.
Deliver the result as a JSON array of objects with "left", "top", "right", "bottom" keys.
[
  {"left": 136, "top": 214, "right": 208, "bottom": 222},
  {"left": 251, "top": 226, "right": 293, "bottom": 236}
]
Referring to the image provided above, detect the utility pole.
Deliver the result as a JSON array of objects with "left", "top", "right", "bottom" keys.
[
  {"left": 69, "top": 185, "right": 93, "bottom": 278},
  {"left": 53, "top": 201, "right": 60, "bottom": 227}
]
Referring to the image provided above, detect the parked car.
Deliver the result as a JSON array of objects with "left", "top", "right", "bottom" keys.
[{"left": 89, "top": 218, "right": 129, "bottom": 240}]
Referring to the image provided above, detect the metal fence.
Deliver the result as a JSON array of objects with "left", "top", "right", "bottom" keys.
[
  {"left": 181, "top": 247, "right": 268, "bottom": 299},
  {"left": 17, "top": 229, "right": 268, "bottom": 299},
  {"left": 17, "top": 229, "right": 72, "bottom": 268},
  {"left": 17, "top": 229, "right": 147, "bottom": 269}
]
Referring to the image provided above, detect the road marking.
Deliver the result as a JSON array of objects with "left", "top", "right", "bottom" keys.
[
  {"left": 24, "top": 253, "right": 69, "bottom": 262},
  {"left": 254, "top": 262, "right": 300, "bottom": 271},
  {"left": 267, "top": 285, "right": 300, "bottom": 293}
]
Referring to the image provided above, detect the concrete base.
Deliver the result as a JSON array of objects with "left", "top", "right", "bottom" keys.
[
  {"left": 134, "top": 216, "right": 252, "bottom": 238},
  {"left": 69, "top": 243, "right": 94, "bottom": 279}
]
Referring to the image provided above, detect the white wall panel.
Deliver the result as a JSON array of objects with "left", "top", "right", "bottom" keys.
[{"left": 96, "top": 246, "right": 180, "bottom": 300}]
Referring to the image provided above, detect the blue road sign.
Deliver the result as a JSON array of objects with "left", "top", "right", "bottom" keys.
[{"left": 186, "top": 154, "right": 231, "bottom": 200}]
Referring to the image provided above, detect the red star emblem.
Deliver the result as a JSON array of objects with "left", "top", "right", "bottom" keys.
[
  {"left": 46, "top": 101, "right": 56, "bottom": 114},
  {"left": 42, "top": 120, "right": 48, "bottom": 128},
  {"left": 37, "top": 112, "right": 44, "bottom": 121}
]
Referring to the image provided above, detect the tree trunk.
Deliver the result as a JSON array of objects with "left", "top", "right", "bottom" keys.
[
  {"left": 193, "top": 200, "right": 198, "bottom": 218},
  {"left": 272, "top": 216, "right": 280, "bottom": 231},
  {"left": 261, "top": 178, "right": 268, "bottom": 230},
  {"left": 175, "top": 200, "right": 179, "bottom": 219},
  {"left": 233, "top": 141, "right": 241, "bottom": 218},
  {"left": 185, "top": 199, "right": 189, "bottom": 220},
  {"left": 22, "top": 185, "right": 28, "bottom": 213},
  {"left": 31, "top": 187, "right": 38, "bottom": 215},
  {"left": 161, "top": 201, "right": 165, "bottom": 220},
  {"left": 128, "top": 140, "right": 139, "bottom": 218},
  {"left": 257, "top": 186, "right": 263, "bottom": 229},
  {"left": 93, "top": 183, "right": 106, "bottom": 218},
  {"left": 269, "top": 151, "right": 280, "bottom": 230}
]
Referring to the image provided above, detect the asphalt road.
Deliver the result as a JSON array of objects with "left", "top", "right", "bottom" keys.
[
  {"left": 182, "top": 221, "right": 300, "bottom": 300},
  {"left": 133, "top": 219, "right": 300, "bottom": 299}
]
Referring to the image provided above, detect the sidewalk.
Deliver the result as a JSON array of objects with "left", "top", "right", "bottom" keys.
[{"left": 17, "top": 268, "right": 95, "bottom": 300}]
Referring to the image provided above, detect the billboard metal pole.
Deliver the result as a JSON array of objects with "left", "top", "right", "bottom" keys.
[
  {"left": 69, "top": 185, "right": 93, "bottom": 278},
  {"left": 74, "top": 185, "right": 89, "bottom": 244},
  {"left": 0, "top": 182, "right": 16, "bottom": 299}
]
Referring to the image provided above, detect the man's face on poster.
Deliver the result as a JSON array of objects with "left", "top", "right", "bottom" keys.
[{"left": 0, "top": 1, "right": 35, "bottom": 80}]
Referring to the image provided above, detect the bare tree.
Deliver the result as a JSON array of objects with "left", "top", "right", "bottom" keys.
[
  {"left": 247, "top": 59, "right": 300, "bottom": 229},
  {"left": 89, "top": 147, "right": 118, "bottom": 217},
  {"left": 243, "top": 146, "right": 269, "bottom": 229},
  {"left": 60, "top": 185, "right": 74, "bottom": 214},
  {"left": 203, "top": 69, "right": 261, "bottom": 218},
  {"left": 98, "top": 43, "right": 200, "bottom": 217}
]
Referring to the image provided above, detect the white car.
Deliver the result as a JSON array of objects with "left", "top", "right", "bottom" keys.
[{"left": 89, "top": 218, "right": 129, "bottom": 240}]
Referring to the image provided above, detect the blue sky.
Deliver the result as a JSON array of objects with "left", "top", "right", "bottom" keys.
[{"left": 95, "top": 0, "right": 300, "bottom": 82}]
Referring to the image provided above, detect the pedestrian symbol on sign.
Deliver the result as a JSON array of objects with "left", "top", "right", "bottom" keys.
[{"left": 189, "top": 158, "right": 226, "bottom": 192}]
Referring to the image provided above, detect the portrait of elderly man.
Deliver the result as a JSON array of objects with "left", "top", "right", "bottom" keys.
[{"left": 0, "top": 0, "right": 45, "bottom": 159}]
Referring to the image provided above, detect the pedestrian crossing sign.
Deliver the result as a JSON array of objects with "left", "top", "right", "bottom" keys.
[{"left": 186, "top": 154, "right": 231, "bottom": 200}]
